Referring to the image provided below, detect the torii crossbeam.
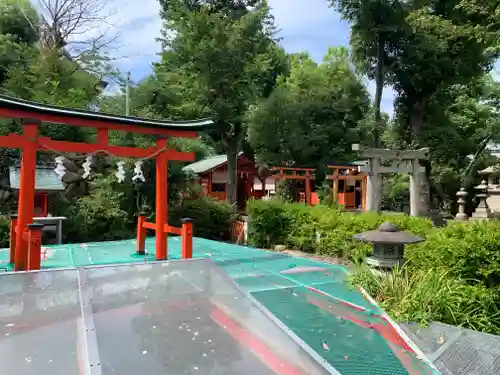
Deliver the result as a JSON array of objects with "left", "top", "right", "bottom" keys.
[{"left": 0, "top": 95, "right": 212, "bottom": 271}]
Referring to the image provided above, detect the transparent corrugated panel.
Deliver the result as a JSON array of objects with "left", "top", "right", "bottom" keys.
[
  {"left": 85, "top": 259, "right": 335, "bottom": 375},
  {"left": 0, "top": 269, "right": 81, "bottom": 375},
  {"left": 252, "top": 286, "right": 440, "bottom": 375}
]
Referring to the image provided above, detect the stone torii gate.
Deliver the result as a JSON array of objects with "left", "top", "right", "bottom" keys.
[{"left": 352, "top": 144, "right": 429, "bottom": 216}]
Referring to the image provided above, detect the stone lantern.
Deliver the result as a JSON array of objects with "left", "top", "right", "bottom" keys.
[
  {"left": 471, "top": 180, "right": 490, "bottom": 220},
  {"left": 478, "top": 166, "right": 499, "bottom": 187},
  {"left": 353, "top": 222, "right": 424, "bottom": 269},
  {"left": 478, "top": 166, "right": 500, "bottom": 216}
]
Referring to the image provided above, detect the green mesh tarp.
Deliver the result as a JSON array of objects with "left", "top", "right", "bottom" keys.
[{"left": 0, "top": 236, "right": 440, "bottom": 374}]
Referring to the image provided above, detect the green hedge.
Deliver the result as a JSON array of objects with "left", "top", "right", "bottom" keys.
[
  {"left": 247, "top": 199, "right": 432, "bottom": 262},
  {"left": 62, "top": 188, "right": 133, "bottom": 243},
  {"left": 63, "top": 193, "right": 235, "bottom": 244},
  {"left": 406, "top": 220, "right": 500, "bottom": 288},
  {"left": 0, "top": 215, "right": 10, "bottom": 248},
  {"left": 248, "top": 200, "right": 500, "bottom": 280},
  {"left": 169, "top": 197, "right": 235, "bottom": 241}
]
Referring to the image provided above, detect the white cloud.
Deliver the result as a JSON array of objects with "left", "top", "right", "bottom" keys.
[
  {"left": 268, "top": 0, "right": 395, "bottom": 115},
  {"left": 30, "top": 0, "right": 162, "bottom": 81},
  {"left": 269, "top": 0, "right": 350, "bottom": 61},
  {"left": 28, "top": 0, "right": 396, "bottom": 113},
  {"left": 103, "top": 0, "right": 163, "bottom": 75}
]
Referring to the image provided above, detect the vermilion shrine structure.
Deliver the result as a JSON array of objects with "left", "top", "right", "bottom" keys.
[
  {"left": 271, "top": 167, "right": 317, "bottom": 205},
  {"left": 0, "top": 95, "right": 212, "bottom": 271},
  {"left": 327, "top": 163, "right": 367, "bottom": 210}
]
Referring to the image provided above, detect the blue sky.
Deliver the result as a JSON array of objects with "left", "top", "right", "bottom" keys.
[
  {"left": 83, "top": 0, "right": 397, "bottom": 113},
  {"left": 28, "top": 0, "right": 500, "bottom": 115},
  {"left": 50, "top": 0, "right": 395, "bottom": 113}
]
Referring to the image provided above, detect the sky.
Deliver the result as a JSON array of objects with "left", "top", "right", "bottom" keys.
[{"left": 32, "top": 0, "right": 396, "bottom": 114}]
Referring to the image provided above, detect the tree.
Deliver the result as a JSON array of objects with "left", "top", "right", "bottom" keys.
[
  {"left": 0, "top": 0, "right": 39, "bottom": 85},
  {"left": 388, "top": 0, "right": 500, "bottom": 213},
  {"left": 0, "top": 0, "right": 115, "bottom": 192},
  {"left": 156, "top": 0, "right": 280, "bottom": 205},
  {"left": 0, "top": 0, "right": 38, "bottom": 44},
  {"left": 329, "top": 0, "right": 406, "bottom": 147},
  {"left": 33, "top": 0, "right": 118, "bottom": 72},
  {"left": 385, "top": 74, "right": 500, "bottom": 211},
  {"left": 336, "top": 0, "right": 500, "bottom": 214},
  {"left": 247, "top": 47, "right": 370, "bottom": 174}
]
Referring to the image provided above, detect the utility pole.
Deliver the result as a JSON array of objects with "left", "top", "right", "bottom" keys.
[
  {"left": 124, "top": 71, "right": 134, "bottom": 146},
  {"left": 125, "top": 71, "right": 131, "bottom": 116}
]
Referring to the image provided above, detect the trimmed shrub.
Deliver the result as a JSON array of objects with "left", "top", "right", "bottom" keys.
[
  {"left": 0, "top": 214, "right": 10, "bottom": 248},
  {"left": 169, "top": 197, "right": 235, "bottom": 241},
  {"left": 247, "top": 199, "right": 432, "bottom": 262},
  {"left": 246, "top": 199, "right": 293, "bottom": 248},
  {"left": 62, "top": 181, "right": 234, "bottom": 244},
  {"left": 63, "top": 186, "right": 132, "bottom": 243},
  {"left": 406, "top": 220, "right": 500, "bottom": 288}
]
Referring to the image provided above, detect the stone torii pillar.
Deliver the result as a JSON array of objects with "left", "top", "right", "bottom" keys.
[{"left": 352, "top": 144, "right": 429, "bottom": 216}]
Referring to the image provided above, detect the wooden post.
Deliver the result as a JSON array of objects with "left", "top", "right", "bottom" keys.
[
  {"left": 181, "top": 218, "right": 194, "bottom": 259},
  {"left": 155, "top": 138, "right": 168, "bottom": 260},
  {"left": 208, "top": 172, "right": 212, "bottom": 196},
  {"left": 246, "top": 173, "right": 252, "bottom": 200},
  {"left": 361, "top": 176, "right": 367, "bottom": 211},
  {"left": 136, "top": 212, "right": 147, "bottom": 255},
  {"left": 9, "top": 214, "right": 17, "bottom": 264},
  {"left": 305, "top": 171, "right": 311, "bottom": 205},
  {"left": 15, "top": 121, "right": 39, "bottom": 271},
  {"left": 43, "top": 193, "right": 48, "bottom": 217},
  {"left": 331, "top": 170, "right": 338, "bottom": 203},
  {"left": 26, "top": 223, "right": 43, "bottom": 270}
]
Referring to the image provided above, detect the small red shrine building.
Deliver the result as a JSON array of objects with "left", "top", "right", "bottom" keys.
[
  {"left": 270, "top": 166, "right": 319, "bottom": 205},
  {"left": 327, "top": 162, "right": 367, "bottom": 210},
  {"left": 183, "top": 153, "right": 265, "bottom": 206}
]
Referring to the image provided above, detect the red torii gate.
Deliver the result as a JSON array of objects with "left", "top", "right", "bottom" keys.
[{"left": 0, "top": 95, "right": 212, "bottom": 271}]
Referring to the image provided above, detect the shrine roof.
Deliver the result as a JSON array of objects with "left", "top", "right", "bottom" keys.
[
  {"left": 0, "top": 95, "right": 213, "bottom": 131},
  {"left": 183, "top": 152, "right": 245, "bottom": 174}
]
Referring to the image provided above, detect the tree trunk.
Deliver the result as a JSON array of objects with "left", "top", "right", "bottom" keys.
[
  {"left": 409, "top": 102, "right": 430, "bottom": 216},
  {"left": 373, "top": 36, "right": 384, "bottom": 148},
  {"left": 226, "top": 143, "right": 238, "bottom": 209}
]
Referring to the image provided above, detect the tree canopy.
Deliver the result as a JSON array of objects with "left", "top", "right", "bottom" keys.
[
  {"left": 247, "top": 47, "right": 370, "bottom": 173},
  {"left": 0, "top": 0, "right": 499, "bottom": 219},
  {"left": 155, "top": 0, "right": 283, "bottom": 204}
]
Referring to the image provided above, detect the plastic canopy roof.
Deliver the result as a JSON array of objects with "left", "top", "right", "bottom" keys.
[{"left": 0, "top": 259, "right": 338, "bottom": 375}]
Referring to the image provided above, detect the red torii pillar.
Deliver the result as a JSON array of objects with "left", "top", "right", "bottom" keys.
[
  {"left": 15, "top": 120, "right": 39, "bottom": 271},
  {"left": 155, "top": 138, "right": 168, "bottom": 259}
]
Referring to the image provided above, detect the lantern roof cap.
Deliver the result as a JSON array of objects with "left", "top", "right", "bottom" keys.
[
  {"left": 353, "top": 221, "right": 423, "bottom": 244},
  {"left": 479, "top": 165, "right": 500, "bottom": 175}
]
